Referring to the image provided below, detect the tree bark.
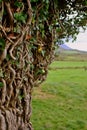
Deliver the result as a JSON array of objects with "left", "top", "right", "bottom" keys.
[
  {"left": 0, "top": 0, "right": 33, "bottom": 129},
  {"left": 0, "top": 1, "right": 54, "bottom": 129}
]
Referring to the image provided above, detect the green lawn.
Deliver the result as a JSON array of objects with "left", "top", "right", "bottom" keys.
[
  {"left": 49, "top": 61, "right": 87, "bottom": 68},
  {"left": 31, "top": 61, "right": 87, "bottom": 130}
]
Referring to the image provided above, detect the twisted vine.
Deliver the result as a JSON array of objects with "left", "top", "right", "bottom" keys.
[
  {"left": 0, "top": 0, "right": 34, "bottom": 129},
  {"left": 0, "top": 0, "right": 54, "bottom": 129}
]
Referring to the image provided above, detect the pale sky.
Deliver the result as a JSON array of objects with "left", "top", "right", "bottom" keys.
[{"left": 65, "top": 29, "right": 87, "bottom": 52}]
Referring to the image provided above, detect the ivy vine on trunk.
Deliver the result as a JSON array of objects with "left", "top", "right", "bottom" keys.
[
  {"left": 0, "top": 0, "right": 54, "bottom": 129},
  {"left": 0, "top": 0, "right": 33, "bottom": 129}
]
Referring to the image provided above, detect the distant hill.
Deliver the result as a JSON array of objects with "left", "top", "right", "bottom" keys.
[
  {"left": 59, "top": 44, "right": 87, "bottom": 53},
  {"left": 55, "top": 43, "right": 87, "bottom": 61},
  {"left": 59, "top": 44, "right": 72, "bottom": 50}
]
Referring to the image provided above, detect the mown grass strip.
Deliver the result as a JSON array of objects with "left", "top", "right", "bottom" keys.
[{"left": 31, "top": 61, "right": 87, "bottom": 130}]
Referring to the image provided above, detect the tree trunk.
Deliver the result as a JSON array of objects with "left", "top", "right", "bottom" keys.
[
  {"left": 0, "top": 0, "right": 33, "bottom": 129},
  {"left": 0, "top": 0, "right": 54, "bottom": 129}
]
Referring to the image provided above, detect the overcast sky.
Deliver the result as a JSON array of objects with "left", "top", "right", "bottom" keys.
[{"left": 65, "top": 29, "right": 87, "bottom": 52}]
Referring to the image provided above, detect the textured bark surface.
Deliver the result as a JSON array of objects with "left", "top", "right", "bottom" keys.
[
  {"left": 0, "top": 108, "right": 32, "bottom": 130},
  {"left": 0, "top": 0, "right": 33, "bottom": 129},
  {"left": 0, "top": 0, "right": 54, "bottom": 129}
]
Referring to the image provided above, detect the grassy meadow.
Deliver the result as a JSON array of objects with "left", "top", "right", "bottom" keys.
[{"left": 31, "top": 51, "right": 87, "bottom": 130}]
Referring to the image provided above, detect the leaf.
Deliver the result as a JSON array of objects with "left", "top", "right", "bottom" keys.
[
  {"left": 0, "top": 38, "right": 5, "bottom": 47},
  {"left": 25, "top": 34, "right": 32, "bottom": 40},
  {"left": 14, "top": 1, "right": 23, "bottom": 8},
  {"left": 30, "top": 64, "right": 34, "bottom": 70},
  {"left": 6, "top": 54, "right": 11, "bottom": 61},
  {"left": 0, "top": 69, "right": 4, "bottom": 77},
  {"left": 18, "top": 95, "right": 24, "bottom": 100},
  {"left": 8, "top": 33, "right": 16, "bottom": 39},
  {"left": 0, "top": 0, "right": 2, "bottom": 3},
  {"left": 0, "top": 38, "right": 5, "bottom": 51},
  {"left": 0, "top": 82, "right": 3, "bottom": 88},
  {"left": 14, "top": 12, "right": 27, "bottom": 23},
  {"left": 38, "top": 46, "right": 42, "bottom": 53},
  {"left": 35, "top": 68, "right": 45, "bottom": 75},
  {"left": 41, "top": 50, "right": 46, "bottom": 57}
]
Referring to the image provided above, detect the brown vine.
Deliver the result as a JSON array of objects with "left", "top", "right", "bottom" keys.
[
  {"left": 0, "top": 0, "right": 34, "bottom": 129},
  {"left": 0, "top": 0, "right": 54, "bottom": 129}
]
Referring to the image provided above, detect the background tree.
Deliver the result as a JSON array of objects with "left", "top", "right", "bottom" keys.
[{"left": 0, "top": 0, "right": 87, "bottom": 129}]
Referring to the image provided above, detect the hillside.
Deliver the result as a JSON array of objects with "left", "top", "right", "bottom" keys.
[
  {"left": 55, "top": 44, "right": 87, "bottom": 61},
  {"left": 59, "top": 44, "right": 72, "bottom": 50}
]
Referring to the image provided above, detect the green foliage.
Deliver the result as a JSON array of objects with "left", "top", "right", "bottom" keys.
[
  {"left": 14, "top": 1, "right": 23, "bottom": 8},
  {"left": 0, "top": 82, "right": 3, "bottom": 88},
  {"left": 31, "top": 0, "right": 87, "bottom": 43},
  {"left": 35, "top": 68, "right": 45, "bottom": 76},
  {"left": 18, "top": 94, "right": 25, "bottom": 100},
  {"left": 0, "top": 38, "right": 5, "bottom": 51},
  {"left": 14, "top": 12, "right": 27, "bottom": 23}
]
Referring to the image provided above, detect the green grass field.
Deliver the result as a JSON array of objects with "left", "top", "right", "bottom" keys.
[
  {"left": 31, "top": 61, "right": 87, "bottom": 130},
  {"left": 49, "top": 61, "right": 87, "bottom": 68}
]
